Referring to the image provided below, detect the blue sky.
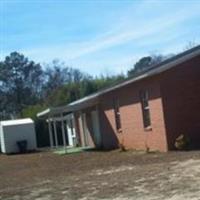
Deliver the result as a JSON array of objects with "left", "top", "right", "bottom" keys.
[{"left": 0, "top": 0, "right": 200, "bottom": 76}]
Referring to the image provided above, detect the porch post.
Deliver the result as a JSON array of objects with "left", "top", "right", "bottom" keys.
[
  {"left": 61, "top": 114, "right": 67, "bottom": 147},
  {"left": 53, "top": 119, "right": 58, "bottom": 147},
  {"left": 47, "top": 118, "right": 54, "bottom": 148}
]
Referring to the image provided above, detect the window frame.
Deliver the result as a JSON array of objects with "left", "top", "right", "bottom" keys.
[
  {"left": 140, "top": 90, "right": 152, "bottom": 130},
  {"left": 113, "top": 98, "right": 122, "bottom": 132}
]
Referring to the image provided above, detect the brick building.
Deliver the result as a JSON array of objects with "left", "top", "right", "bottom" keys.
[{"left": 37, "top": 45, "right": 200, "bottom": 152}]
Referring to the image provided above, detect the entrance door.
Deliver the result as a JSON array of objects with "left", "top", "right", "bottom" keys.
[
  {"left": 91, "top": 110, "right": 101, "bottom": 148},
  {"left": 66, "top": 115, "right": 76, "bottom": 146}
]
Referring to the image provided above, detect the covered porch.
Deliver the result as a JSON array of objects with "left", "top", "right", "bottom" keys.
[
  {"left": 37, "top": 109, "right": 78, "bottom": 149},
  {"left": 37, "top": 94, "right": 102, "bottom": 150}
]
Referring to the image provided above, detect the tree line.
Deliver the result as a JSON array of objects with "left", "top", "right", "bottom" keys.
[{"left": 0, "top": 51, "right": 169, "bottom": 120}]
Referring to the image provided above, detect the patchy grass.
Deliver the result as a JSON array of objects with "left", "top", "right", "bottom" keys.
[{"left": 53, "top": 146, "right": 95, "bottom": 155}]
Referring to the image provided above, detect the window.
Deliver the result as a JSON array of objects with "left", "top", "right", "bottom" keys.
[
  {"left": 113, "top": 99, "right": 121, "bottom": 131},
  {"left": 140, "top": 90, "right": 151, "bottom": 128}
]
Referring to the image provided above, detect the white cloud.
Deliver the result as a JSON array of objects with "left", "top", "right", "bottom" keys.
[
  {"left": 1, "top": 0, "right": 200, "bottom": 75},
  {"left": 24, "top": 2, "right": 199, "bottom": 59}
]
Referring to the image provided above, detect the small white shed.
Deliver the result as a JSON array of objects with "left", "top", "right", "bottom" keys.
[{"left": 0, "top": 118, "right": 37, "bottom": 154}]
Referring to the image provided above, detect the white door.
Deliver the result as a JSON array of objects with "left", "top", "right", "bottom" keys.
[
  {"left": 91, "top": 110, "right": 101, "bottom": 148},
  {"left": 66, "top": 115, "right": 76, "bottom": 146},
  {"left": 66, "top": 121, "right": 73, "bottom": 146}
]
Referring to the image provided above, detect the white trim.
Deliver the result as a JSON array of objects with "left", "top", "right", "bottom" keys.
[
  {"left": 37, "top": 108, "right": 50, "bottom": 118},
  {"left": 0, "top": 118, "right": 33, "bottom": 126}
]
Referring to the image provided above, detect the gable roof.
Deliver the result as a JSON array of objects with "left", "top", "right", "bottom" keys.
[{"left": 37, "top": 45, "right": 200, "bottom": 118}]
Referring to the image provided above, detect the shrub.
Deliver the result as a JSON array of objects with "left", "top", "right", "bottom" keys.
[
  {"left": 119, "top": 143, "right": 127, "bottom": 152},
  {"left": 175, "top": 134, "right": 190, "bottom": 150}
]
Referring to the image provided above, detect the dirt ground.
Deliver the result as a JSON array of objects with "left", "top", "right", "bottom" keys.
[{"left": 1, "top": 150, "right": 200, "bottom": 200}]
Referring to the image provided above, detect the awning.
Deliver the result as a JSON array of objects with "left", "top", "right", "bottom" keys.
[{"left": 37, "top": 94, "right": 99, "bottom": 119}]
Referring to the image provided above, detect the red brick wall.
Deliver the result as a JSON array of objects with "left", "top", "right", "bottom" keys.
[
  {"left": 99, "top": 75, "right": 168, "bottom": 152},
  {"left": 75, "top": 55, "right": 200, "bottom": 151},
  {"left": 160, "top": 55, "right": 200, "bottom": 149}
]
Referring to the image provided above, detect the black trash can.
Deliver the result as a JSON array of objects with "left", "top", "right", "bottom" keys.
[{"left": 17, "top": 140, "right": 28, "bottom": 153}]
